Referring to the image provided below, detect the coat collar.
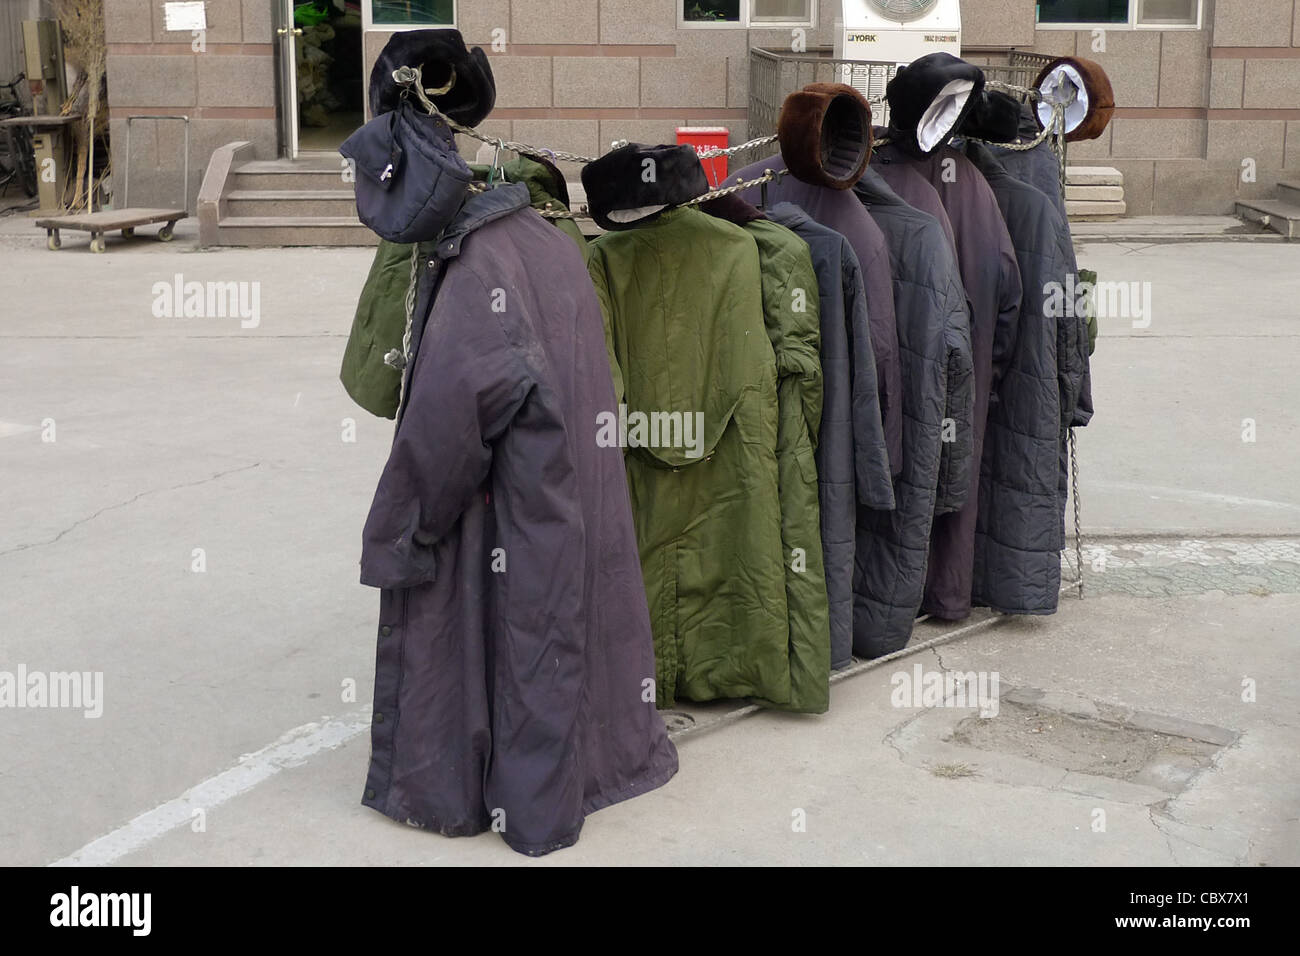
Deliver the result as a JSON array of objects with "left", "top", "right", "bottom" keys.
[
  {"left": 960, "top": 139, "right": 1012, "bottom": 184},
  {"left": 433, "top": 182, "right": 531, "bottom": 260},
  {"left": 853, "top": 166, "right": 910, "bottom": 209}
]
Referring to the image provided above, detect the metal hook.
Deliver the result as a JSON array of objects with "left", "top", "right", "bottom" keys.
[{"left": 486, "top": 138, "right": 506, "bottom": 186}]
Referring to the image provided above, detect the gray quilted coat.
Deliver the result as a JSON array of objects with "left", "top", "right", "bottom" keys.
[
  {"left": 851, "top": 168, "right": 974, "bottom": 657},
  {"left": 769, "top": 202, "right": 894, "bottom": 670},
  {"left": 872, "top": 142, "right": 1023, "bottom": 622},
  {"left": 962, "top": 141, "right": 1078, "bottom": 613}
]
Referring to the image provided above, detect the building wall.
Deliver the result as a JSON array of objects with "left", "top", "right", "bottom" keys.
[
  {"left": 363, "top": 0, "right": 858, "bottom": 183},
  {"left": 103, "top": 0, "right": 277, "bottom": 210},
  {"left": 1018, "top": 0, "right": 1300, "bottom": 214},
  {"left": 96, "top": 1, "right": 1300, "bottom": 217}
]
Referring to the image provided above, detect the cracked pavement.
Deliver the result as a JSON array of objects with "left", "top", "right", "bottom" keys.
[{"left": 0, "top": 224, "right": 1297, "bottom": 865}]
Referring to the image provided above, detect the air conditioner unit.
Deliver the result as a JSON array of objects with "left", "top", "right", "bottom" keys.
[{"left": 834, "top": 0, "right": 963, "bottom": 70}]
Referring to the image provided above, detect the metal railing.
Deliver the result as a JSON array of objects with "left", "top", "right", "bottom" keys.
[{"left": 748, "top": 47, "right": 1054, "bottom": 141}]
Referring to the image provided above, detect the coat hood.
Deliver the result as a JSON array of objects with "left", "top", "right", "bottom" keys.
[
  {"left": 581, "top": 143, "right": 710, "bottom": 232},
  {"left": 368, "top": 29, "right": 496, "bottom": 127},
  {"left": 885, "top": 53, "right": 986, "bottom": 157}
]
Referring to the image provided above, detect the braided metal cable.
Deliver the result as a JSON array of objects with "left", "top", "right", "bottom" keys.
[
  {"left": 1070, "top": 428, "right": 1084, "bottom": 597},
  {"left": 695, "top": 134, "right": 779, "bottom": 159}
]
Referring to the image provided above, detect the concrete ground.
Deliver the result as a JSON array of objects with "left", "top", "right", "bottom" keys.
[{"left": 1, "top": 211, "right": 1297, "bottom": 866}]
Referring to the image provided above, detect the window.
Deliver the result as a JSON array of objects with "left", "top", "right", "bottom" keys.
[
  {"left": 368, "top": 0, "right": 455, "bottom": 28},
  {"left": 681, "top": 0, "right": 815, "bottom": 27},
  {"left": 1036, "top": 0, "right": 1200, "bottom": 28}
]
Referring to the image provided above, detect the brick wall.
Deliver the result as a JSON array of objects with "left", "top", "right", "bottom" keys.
[
  {"left": 104, "top": 0, "right": 277, "bottom": 210},
  {"left": 363, "top": 0, "right": 851, "bottom": 181},
  {"left": 1021, "top": 0, "right": 1300, "bottom": 214}
]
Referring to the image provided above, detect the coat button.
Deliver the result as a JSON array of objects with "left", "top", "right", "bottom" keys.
[
  {"left": 365, "top": 788, "right": 376, "bottom": 800},
  {"left": 380, "top": 625, "right": 392, "bottom": 637},
  {"left": 374, "top": 713, "right": 385, "bottom": 723}
]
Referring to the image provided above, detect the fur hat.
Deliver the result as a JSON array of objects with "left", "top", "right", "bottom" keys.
[
  {"left": 957, "top": 89, "right": 1024, "bottom": 144},
  {"left": 581, "top": 143, "right": 710, "bottom": 232},
  {"left": 369, "top": 29, "right": 496, "bottom": 127},
  {"left": 885, "top": 52, "right": 985, "bottom": 157},
  {"left": 777, "top": 82, "right": 873, "bottom": 190},
  {"left": 1033, "top": 56, "right": 1114, "bottom": 143}
]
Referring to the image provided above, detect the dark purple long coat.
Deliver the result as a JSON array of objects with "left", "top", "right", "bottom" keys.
[
  {"left": 358, "top": 183, "right": 678, "bottom": 856},
  {"left": 726, "top": 154, "right": 904, "bottom": 476},
  {"left": 872, "top": 142, "right": 1023, "bottom": 621}
]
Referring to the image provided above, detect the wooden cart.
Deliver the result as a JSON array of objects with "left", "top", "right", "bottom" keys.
[{"left": 35, "top": 114, "right": 189, "bottom": 253}]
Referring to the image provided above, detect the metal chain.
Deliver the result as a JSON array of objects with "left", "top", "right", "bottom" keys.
[
  {"left": 383, "top": 241, "right": 421, "bottom": 412},
  {"left": 696, "top": 134, "right": 778, "bottom": 159},
  {"left": 388, "top": 62, "right": 1089, "bottom": 599},
  {"left": 1070, "top": 427, "right": 1084, "bottom": 598},
  {"left": 536, "top": 169, "right": 787, "bottom": 221}
]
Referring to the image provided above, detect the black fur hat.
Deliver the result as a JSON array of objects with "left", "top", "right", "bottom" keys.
[
  {"left": 369, "top": 29, "right": 496, "bottom": 127},
  {"left": 581, "top": 143, "right": 710, "bottom": 232},
  {"left": 958, "top": 89, "right": 1025, "bottom": 144},
  {"left": 885, "top": 52, "right": 985, "bottom": 157}
]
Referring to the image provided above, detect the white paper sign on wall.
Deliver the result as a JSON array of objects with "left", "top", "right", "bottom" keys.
[{"left": 163, "top": 1, "right": 208, "bottom": 32}]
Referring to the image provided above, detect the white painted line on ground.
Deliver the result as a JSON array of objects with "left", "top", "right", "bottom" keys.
[
  {"left": 49, "top": 708, "right": 371, "bottom": 867},
  {"left": 1093, "top": 481, "right": 1300, "bottom": 512}
]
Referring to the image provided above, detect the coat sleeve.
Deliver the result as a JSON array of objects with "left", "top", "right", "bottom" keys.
[
  {"left": 585, "top": 242, "right": 626, "bottom": 408},
  {"left": 843, "top": 250, "right": 895, "bottom": 512},
  {"left": 860, "top": 245, "right": 904, "bottom": 478},
  {"left": 1060, "top": 239, "right": 1094, "bottom": 429},
  {"left": 359, "top": 269, "right": 535, "bottom": 589},
  {"left": 990, "top": 227, "right": 1023, "bottom": 395},
  {"left": 934, "top": 277, "right": 974, "bottom": 515}
]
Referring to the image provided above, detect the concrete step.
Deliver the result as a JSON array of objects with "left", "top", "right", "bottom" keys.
[
  {"left": 1066, "top": 166, "right": 1123, "bottom": 187},
  {"left": 215, "top": 215, "right": 378, "bottom": 247},
  {"left": 1067, "top": 199, "right": 1127, "bottom": 222},
  {"left": 225, "top": 189, "right": 358, "bottom": 218},
  {"left": 1066, "top": 184, "right": 1125, "bottom": 202},
  {"left": 1278, "top": 180, "right": 1300, "bottom": 203},
  {"left": 1234, "top": 198, "right": 1300, "bottom": 240},
  {"left": 231, "top": 163, "right": 352, "bottom": 192}
]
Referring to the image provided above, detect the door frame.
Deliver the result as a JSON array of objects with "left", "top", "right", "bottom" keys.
[{"left": 277, "top": 0, "right": 300, "bottom": 159}]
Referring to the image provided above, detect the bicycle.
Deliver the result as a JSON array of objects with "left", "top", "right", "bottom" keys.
[{"left": 0, "top": 72, "right": 39, "bottom": 198}]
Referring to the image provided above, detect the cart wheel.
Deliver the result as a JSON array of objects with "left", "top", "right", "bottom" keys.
[
  {"left": 90, "top": 235, "right": 106, "bottom": 254},
  {"left": 157, "top": 223, "right": 175, "bottom": 242},
  {"left": 121, "top": 227, "right": 135, "bottom": 238},
  {"left": 47, "top": 233, "right": 61, "bottom": 251}
]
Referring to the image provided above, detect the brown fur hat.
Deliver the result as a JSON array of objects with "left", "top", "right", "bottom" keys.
[
  {"left": 1033, "top": 56, "right": 1114, "bottom": 143},
  {"left": 777, "top": 83, "right": 873, "bottom": 190}
]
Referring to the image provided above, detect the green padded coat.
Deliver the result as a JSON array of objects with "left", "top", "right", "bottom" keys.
[
  {"left": 340, "top": 156, "right": 585, "bottom": 419},
  {"left": 586, "top": 207, "right": 829, "bottom": 713}
]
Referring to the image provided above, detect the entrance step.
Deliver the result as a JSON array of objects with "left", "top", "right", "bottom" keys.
[
  {"left": 225, "top": 189, "right": 357, "bottom": 218},
  {"left": 1234, "top": 198, "right": 1300, "bottom": 240},
  {"left": 214, "top": 216, "right": 378, "bottom": 247},
  {"left": 1066, "top": 166, "right": 1123, "bottom": 187},
  {"left": 1066, "top": 166, "right": 1125, "bottom": 222},
  {"left": 198, "top": 142, "right": 374, "bottom": 247},
  {"left": 1277, "top": 180, "right": 1300, "bottom": 204}
]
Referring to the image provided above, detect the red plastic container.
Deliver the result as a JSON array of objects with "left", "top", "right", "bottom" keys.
[{"left": 677, "top": 126, "right": 730, "bottom": 187}]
